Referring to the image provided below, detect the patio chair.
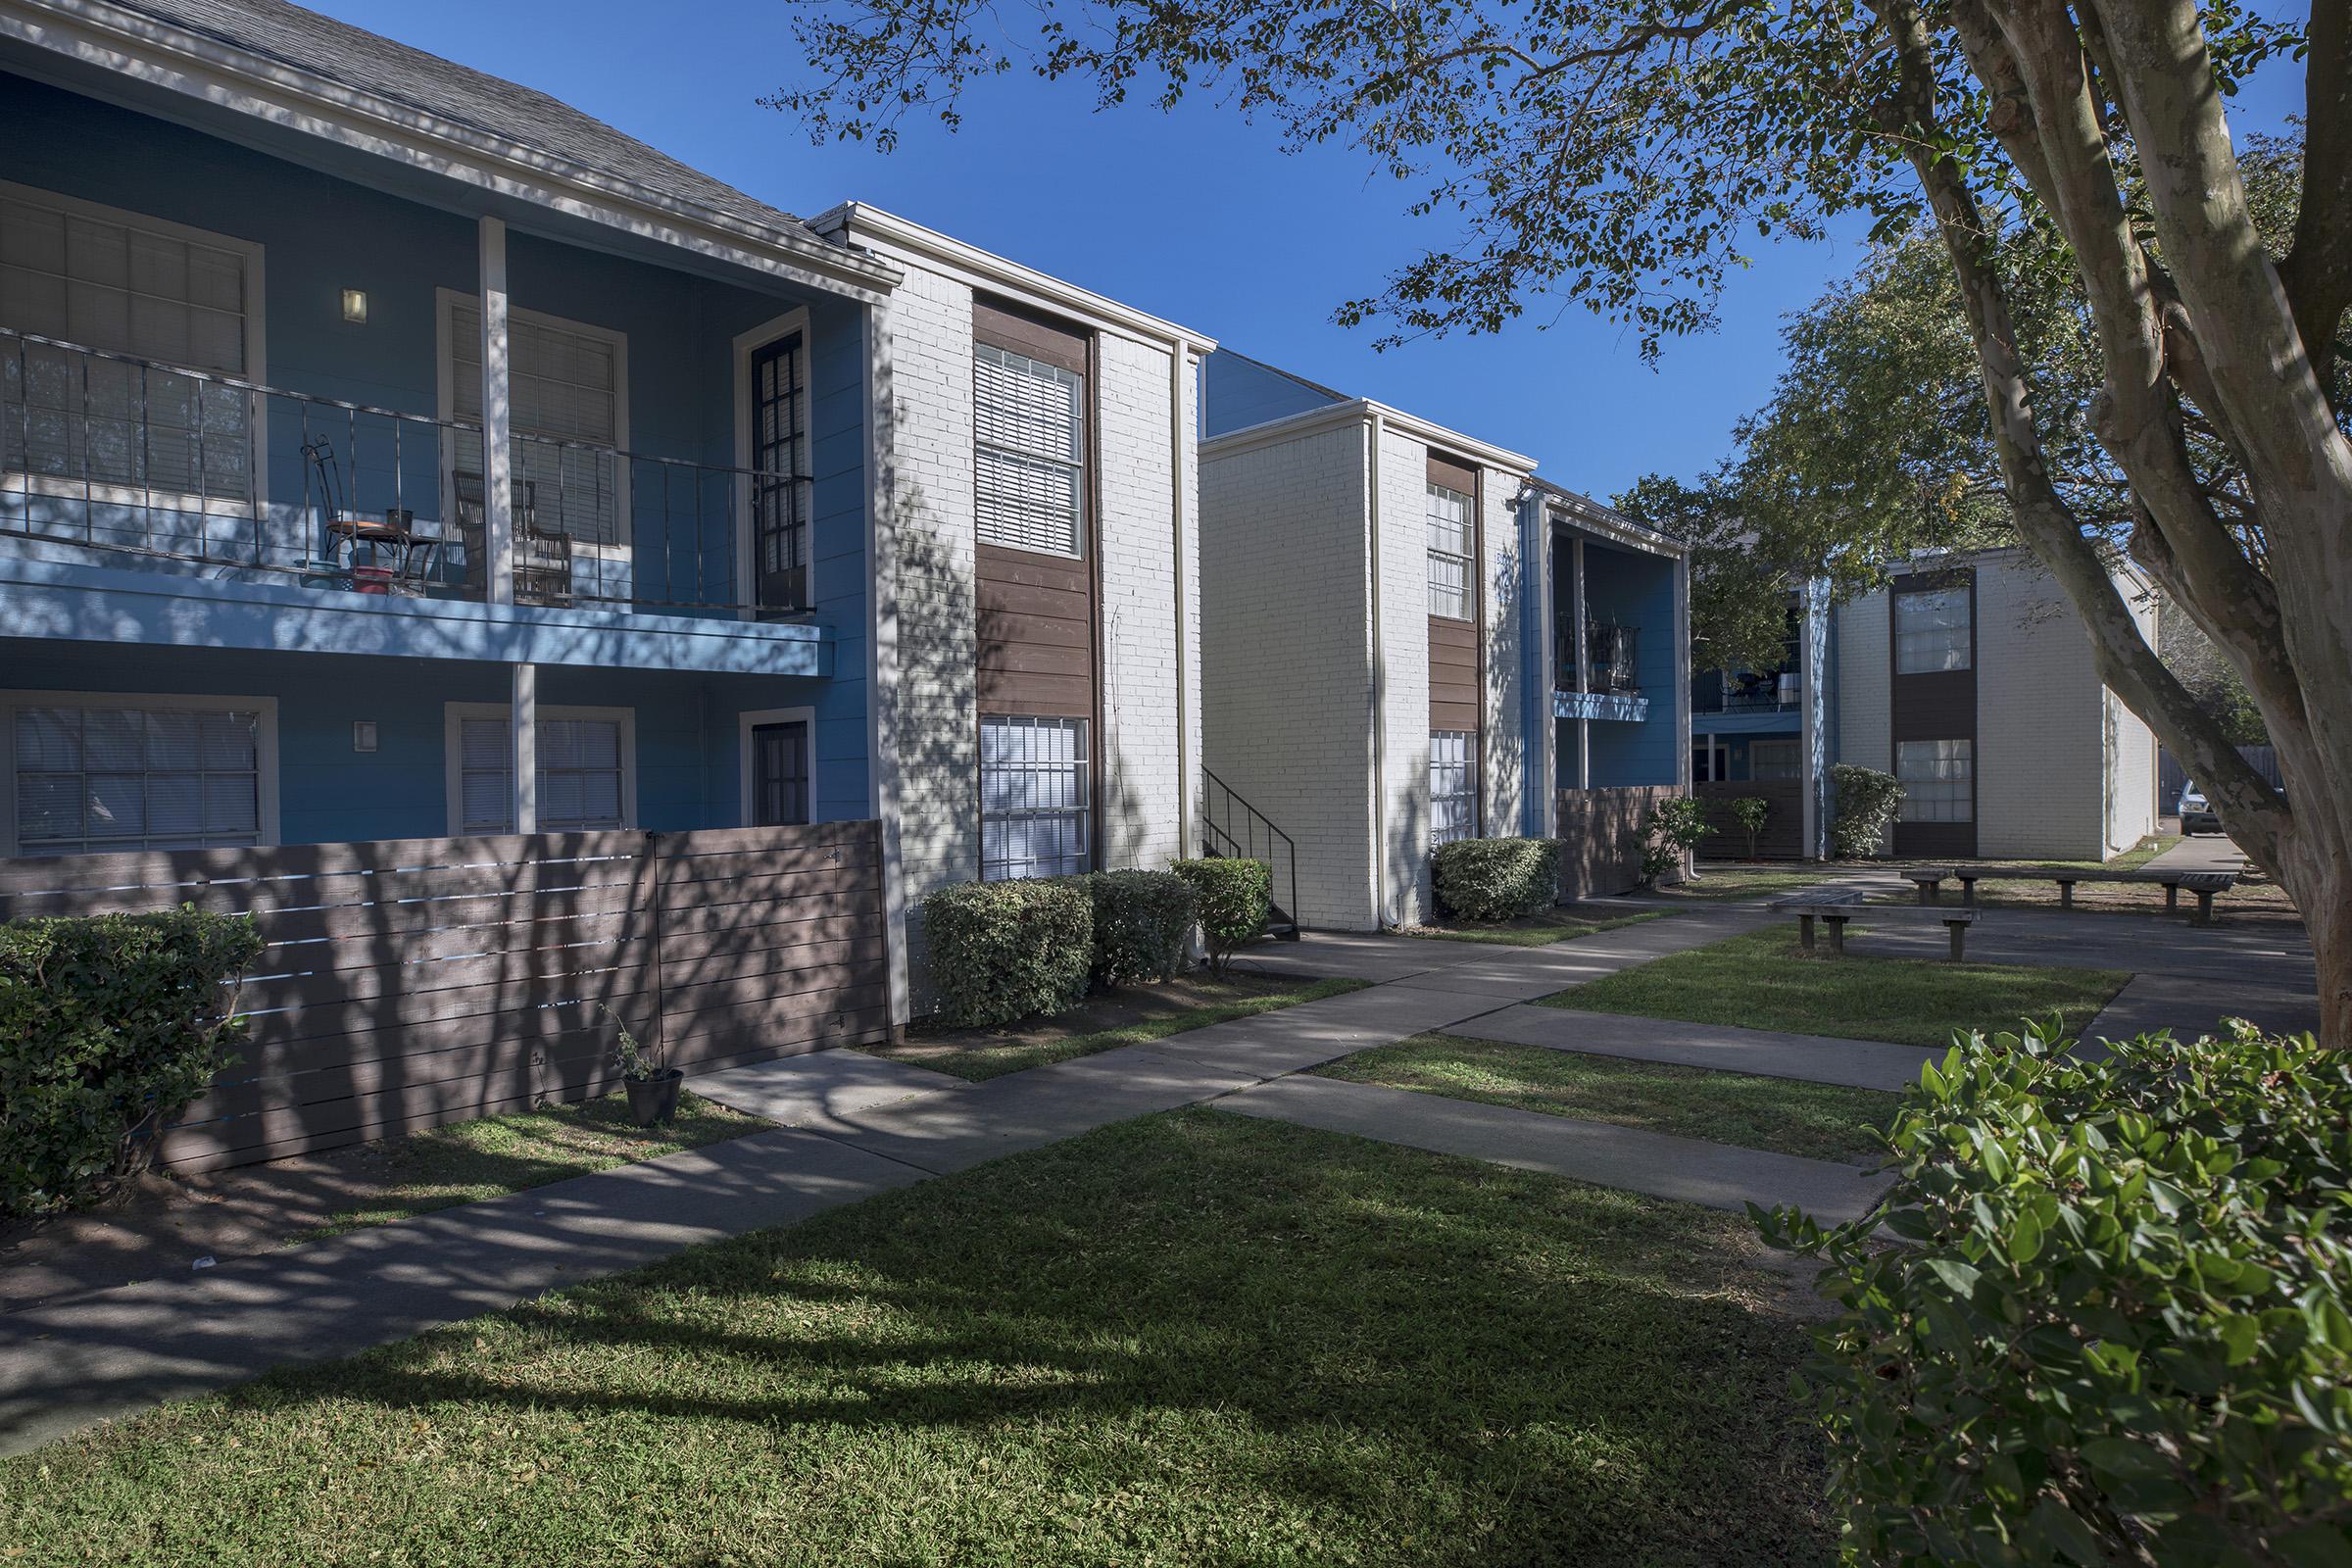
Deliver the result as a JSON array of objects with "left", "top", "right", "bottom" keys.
[{"left": 454, "top": 471, "right": 573, "bottom": 607}]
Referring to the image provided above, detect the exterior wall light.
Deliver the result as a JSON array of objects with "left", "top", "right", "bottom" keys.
[
  {"left": 353, "top": 720, "right": 378, "bottom": 753},
  {"left": 341, "top": 288, "right": 368, "bottom": 324}
]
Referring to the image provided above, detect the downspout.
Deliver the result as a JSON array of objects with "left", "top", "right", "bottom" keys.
[
  {"left": 1365, "top": 408, "right": 1390, "bottom": 927},
  {"left": 1170, "top": 336, "right": 1194, "bottom": 860}
]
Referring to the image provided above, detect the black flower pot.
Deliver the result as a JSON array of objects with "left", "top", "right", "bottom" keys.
[{"left": 624, "top": 1067, "right": 684, "bottom": 1127}]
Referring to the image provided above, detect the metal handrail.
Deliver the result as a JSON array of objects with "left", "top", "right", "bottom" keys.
[{"left": 1200, "top": 766, "right": 1300, "bottom": 934}]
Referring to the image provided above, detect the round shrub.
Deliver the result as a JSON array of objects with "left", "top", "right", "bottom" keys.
[
  {"left": 1830, "top": 763, "right": 1904, "bottom": 858},
  {"left": 1089, "top": 869, "right": 1198, "bottom": 987},
  {"left": 2, "top": 906, "right": 266, "bottom": 1217},
  {"left": 1758, "top": 1019, "right": 2352, "bottom": 1565},
  {"left": 1170, "top": 858, "right": 1269, "bottom": 975},
  {"left": 1431, "top": 837, "right": 1559, "bottom": 923},
  {"left": 922, "top": 877, "right": 1094, "bottom": 1028}
]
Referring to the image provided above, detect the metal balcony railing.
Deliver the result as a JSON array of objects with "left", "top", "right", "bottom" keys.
[
  {"left": 1555, "top": 615, "right": 1642, "bottom": 695},
  {"left": 1693, "top": 671, "right": 1803, "bottom": 713},
  {"left": 0, "top": 327, "right": 809, "bottom": 618}
]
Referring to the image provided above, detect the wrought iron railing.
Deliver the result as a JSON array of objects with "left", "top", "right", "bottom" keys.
[
  {"left": 1693, "top": 671, "right": 1802, "bottom": 713},
  {"left": 0, "top": 327, "right": 808, "bottom": 618},
  {"left": 1200, "top": 767, "right": 1301, "bottom": 939},
  {"left": 1555, "top": 615, "right": 1642, "bottom": 695}
]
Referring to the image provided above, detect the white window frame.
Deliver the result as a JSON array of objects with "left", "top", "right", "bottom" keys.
[
  {"left": 442, "top": 702, "right": 636, "bottom": 834},
  {"left": 1426, "top": 480, "right": 1474, "bottom": 621},
  {"left": 1430, "top": 729, "right": 1478, "bottom": 848},
  {"left": 737, "top": 704, "right": 816, "bottom": 827},
  {"left": 731, "top": 307, "right": 811, "bottom": 621},
  {"left": 1893, "top": 584, "right": 1973, "bottom": 674},
  {"left": 435, "top": 287, "right": 631, "bottom": 563},
  {"left": 1896, "top": 738, "right": 1975, "bottom": 823},
  {"left": 972, "top": 341, "right": 1086, "bottom": 561},
  {"left": 978, "top": 713, "right": 1093, "bottom": 880},
  {"left": 1, "top": 689, "right": 280, "bottom": 857},
  {"left": 0, "top": 178, "right": 269, "bottom": 516}
]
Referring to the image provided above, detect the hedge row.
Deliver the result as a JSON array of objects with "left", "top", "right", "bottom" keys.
[{"left": 1430, "top": 837, "right": 1559, "bottom": 923}]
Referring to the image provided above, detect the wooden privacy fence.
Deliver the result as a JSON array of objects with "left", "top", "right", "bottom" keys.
[
  {"left": 1693, "top": 779, "right": 1808, "bottom": 859},
  {"left": 1554, "top": 785, "right": 1683, "bottom": 897},
  {"left": 0, "top": 821, "right": 892, "bottom": 1173}
]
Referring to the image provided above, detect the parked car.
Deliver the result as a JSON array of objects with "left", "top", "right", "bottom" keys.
[{"left": 2179, "top": 783, "right": 2222, "bottom": 835}]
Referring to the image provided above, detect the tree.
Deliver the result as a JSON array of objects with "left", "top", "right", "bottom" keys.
[{"left": 774, "top": 0, "right": 2352, "bottom": 1043}]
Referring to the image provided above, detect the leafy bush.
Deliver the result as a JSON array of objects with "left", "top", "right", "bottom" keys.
[
  {"left": 2, "top": 906, "right": 265, "bottom": 1216},
  {"left": 1725, "top": 795, "right": 1771, "bottom": 858},
  {"left": 922, "top": 877, "right": 1094, "bottom": 1028},
  {"left": 1641, "top": 796, "right": 1712, "bottom": 884},
  {"left": 1432, "top": 837, "right": 1560, "bottom": 922},
  {"left": 1757, "top": 1019, "right": 2352, "bottom": 1565},
  {"left": 1089, "top": 869, "right": 1198, "bottom": 987},
  {"left": 1171, "top": 858, "right": 1270, "bottom": 975},
  {"left": 1831, "top": 763, "right": 1904, "bottom": 858}
]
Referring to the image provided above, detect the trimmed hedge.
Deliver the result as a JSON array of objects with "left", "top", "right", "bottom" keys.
[
  {"left": 1431, "top": 837, "right": 1559, "bottom": 923},
  {"left": 922, "top": 877, "right": 1095, "bottom": 1028},
  {"left": 2, "top": 906, "right": 265, "bottom": 1217},
  {"left": 1172, "top": 858, "right": 1270, "bottom": 975},
  {"left": 1089, "top": 869, "right": 1198, "bottom": 988},
  {"left": 1759, "top": 1019, "right": 2352, "bottom": 1564}
]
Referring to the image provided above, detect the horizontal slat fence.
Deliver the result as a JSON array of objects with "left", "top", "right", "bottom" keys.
[
  {"left": 1555, "top": 786, "right": 1683, "bottom": 898},
  {"left": 1693, "top": 779, "right": 1807, "bottom": 859},
  {"left": 0, "top": 821, "right": 891, "bottom": 1173}
]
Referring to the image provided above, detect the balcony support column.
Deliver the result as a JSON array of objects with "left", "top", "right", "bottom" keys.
[
  {"left": 479, "top": 216, "right": 514, "bottom": 606},
  {"left": 513, "top": 660, "right": 537, "bottom": 834},
  {"left": 1572, "top": 535, "right": 1591, "bottom": 788}
]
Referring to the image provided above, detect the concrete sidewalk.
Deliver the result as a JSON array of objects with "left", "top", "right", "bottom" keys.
[{"left": 1454, "top": 1005, "right": 1945, "bottom": 1092}]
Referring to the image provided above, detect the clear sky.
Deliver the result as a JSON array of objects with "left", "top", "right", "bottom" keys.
[{"left": 321, "top": 0, "right": 2309, "bottom": 502}]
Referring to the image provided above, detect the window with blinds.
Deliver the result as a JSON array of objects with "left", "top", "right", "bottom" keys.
[
  {"left": 1893, "top": 585, "right": 1972, "bottom": 673},
  {"left": 974, "top": 342, "right": 1083, "bottom": 557},
  {"left": 979, "top": 714, "right": 1091, "bottom": 879},
  {"left": 447, "top": 299, "right": 625, "bottom": 547},
  {"left": 457, "top": 713, "right": 627, "bottom": 834},
  {"left": 1430, "top": 729, "right": 1477, "bottom": 847},
  {"left": 12, "top": 702, "right": 262, "bottom": 856},
  {"left": 1427, "top": 482, "right": 1473, "bottom": 619},
  {"left": 1896, "top": 739, "right": 1974, "bottom": 822},
  {"left": 0, "top": 187, "right": 256, "bottom": 502}
]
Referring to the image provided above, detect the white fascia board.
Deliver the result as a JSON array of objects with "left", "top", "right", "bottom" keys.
[
  {"left": 1201, "top": 398, "right": 1537, "bottom": 476},
  {"left": 1543, "top": 492, "right": 1685, "bottom": 560},
  {"left": 808, "top": 202, "right": 1212, "bottom": 351},
  {"left": 1, "top": 0, "right": 902, "bottom": 304}
]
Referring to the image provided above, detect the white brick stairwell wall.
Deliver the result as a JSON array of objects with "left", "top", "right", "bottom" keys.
[
  {"left": 1480, "top": 466, "right": 1528, "bottom": 841},
  {"left": 1377, "top": 424, "right": 1435, "bottom": 925}
]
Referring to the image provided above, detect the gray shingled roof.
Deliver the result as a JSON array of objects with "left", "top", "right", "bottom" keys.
[{"left": 106, "top": 0, "right": 805, "bottom": 234}]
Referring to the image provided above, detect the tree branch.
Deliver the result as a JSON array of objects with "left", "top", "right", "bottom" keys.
[{"left": 2280, "top": 0, "right": 2352, "bottom": 408}]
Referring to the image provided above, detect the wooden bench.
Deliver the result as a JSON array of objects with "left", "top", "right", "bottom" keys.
[
  {"left": 1906, "top": 862, "right": 2237, "bottom": 922},
  {"left": 1780, "top": 891, "right": 1978, "bottom": 959}
]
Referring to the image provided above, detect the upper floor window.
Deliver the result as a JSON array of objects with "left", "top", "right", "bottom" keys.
[
  {"left": 973, "top": 341, "right": 1084, "bottom": 557},
  {"left": 0, "top": 182, "right": 260, "bottom": 503},
  {"left": 1427, "top": 482, "right": 1473, "bottom": 619},
  {"left": 1893, "top": 584, "right": 1972, "bottom": 673},
  {"left": 443, "top": 294, "right": 627, "bottom": 549}
]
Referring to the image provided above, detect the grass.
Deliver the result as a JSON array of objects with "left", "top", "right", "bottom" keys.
[
  {"left": 1663, "top": 866, "right": 1852, "bottom": 901},
  {"left": 297, "top": 1091, "right": 766, "bottom": 1239},
  {"left": 1401, "top": 907, "right": 1673, "bottom": 947},
  {"left": 874, "top": 974, "right": 1373, "bottom": 1082},
  {"left": 1316, "top": 1033, "right": 1901, "bottom": 1163},
  {"left": 0, "top": 1110, "right": 1835, "bottom": 1567},
  {"left": 1543, "top": 926, "right": 2128, "bottom": 1049}
]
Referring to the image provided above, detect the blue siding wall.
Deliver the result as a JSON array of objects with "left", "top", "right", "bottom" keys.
[
  {"left": 1582, "top": 543, "right": 1681, "bottom": 787},
  {"left": 1201, "top": 351, "right": 1346, "bottom": 438}
]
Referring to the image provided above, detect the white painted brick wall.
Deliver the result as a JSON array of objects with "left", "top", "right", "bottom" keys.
[
  {"left": 1480, "top": 467, "right": 1527, "bottom": 840},
  {"left": 1836, "top": 587, "right": 1892, "bottom": 774},
  {"left": 1200, "top": 422, "right": 1377, "bottom": 928},
  {"left": 1375, "top": 423, "right": 1435, "bottom": 926}
]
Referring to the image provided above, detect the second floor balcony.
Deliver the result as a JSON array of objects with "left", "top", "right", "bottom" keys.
[{"left": 1556, "top": 615, "right": 1641, "bottom": 696}]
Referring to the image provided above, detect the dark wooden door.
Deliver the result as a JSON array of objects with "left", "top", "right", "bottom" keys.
[{"left": 750, "top": 720, "right": 809, "bottom": 827}]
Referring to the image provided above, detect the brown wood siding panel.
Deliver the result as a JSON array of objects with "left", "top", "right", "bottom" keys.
[
  {"left": 1426, "top": 452, "right": 1480, "bottom": 495},
  {"left": 976, "top": 541, "right": 1096, "bottom": 718},
  {"left": 1430, "top": 617, "right": 1482, "bottom": 733},
  {"left": 1693, "top": 779, "right": 1808, "bottom": 859},
  {"left": 973, "top": 298, "right": 1089, "bottom": 373},
  {"left": 1555, "top": 787, "right": 1683, "bottom": 896},
  {"left": 1, "top": 822, "right": 891, "bottom": 1176}
]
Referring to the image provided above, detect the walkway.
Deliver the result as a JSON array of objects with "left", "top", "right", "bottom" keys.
[{"left": 2143, "top": 833, "right": 2247, "bottom": 874}]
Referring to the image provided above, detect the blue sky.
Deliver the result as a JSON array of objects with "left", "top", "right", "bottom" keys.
[{"left": 324, "top": 0, "right": 2308, "bottom": 501}]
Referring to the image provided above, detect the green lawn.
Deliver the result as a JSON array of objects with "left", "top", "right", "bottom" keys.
[
  {"left": 1543, "top": 927, "right": 2127, "bottom": 1049},
  {"left": 0, "top": 1111, "right": 1832, "bottom": 1566},
  {"left": 1316, "top": 1033, "right": 1899, "bottom": 1163},
  {"left": 1664, "top": 867, "right": 1854, "bottom": 901},
  {"left": 301, "top": 1090, "right": 766, "bottom": 1240},
  {"left": 1402, "top": 907, "right": 1673, "bottom": 947},
  {"left": 874, "top": 975, "right": 1372, "bottom": 1082}
]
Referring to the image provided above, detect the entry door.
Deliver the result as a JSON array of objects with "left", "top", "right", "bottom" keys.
[
  {"left": 750, "top": 720, "right": 809, "bottom": 826},
  {"left": 749, "top": 334, "right": 806, "bottom": 615}
]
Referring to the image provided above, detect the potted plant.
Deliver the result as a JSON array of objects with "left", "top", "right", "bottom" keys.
[{"left": 599, "top": 1004, "right": 681, "bottom": 1126}]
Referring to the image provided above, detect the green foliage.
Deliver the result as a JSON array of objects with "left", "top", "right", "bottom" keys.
[
  {"left": 1171, "top": 858, "right": 1270, "bottom": 975},
  {"left": 1, "top": 906, "right": 264, "bottom": 1216},
  {"left": 1830, "top": 764, "right": 1903, "bottom": 858},
  {"left": 1757, "top": 1019, "right": 2352, "bottom": 1565},
  {"left": 1641, "top": 796, "right": 1712, "bottom": 884},
  {"left": 594, "top": 1003, "right": 664, "bottom": 1083},
  {"left": 1726, "top": 796, "right": 1771, "bottom": 859},
  {"left": 922, "top": 878, "right": 1095, "bottom": 1028},
  {"left": 1431, "top": 837, "right": 1560, "bottom": 923},
  {"left": 1087, "top": 869, "right": 1199, "bottom": 987}
]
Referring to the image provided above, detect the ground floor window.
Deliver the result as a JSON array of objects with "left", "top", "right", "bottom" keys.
[
  {"left": 1430, "top": 730, "right": 1477, "bottom": 847},
  {"left": 449, "top": 705, "right": 632, "bottom": 834},
  {"left": 980, "top": 714, "right": 1090, "bottom": 879},
  {"left": 1896, "top": 738, "right": 1973, "bottom": 822},
  {"left": 1750, "top": 739, "right": 1801, "bottom": 781},
  {"left": 9, "top": 697, "right": 267, "bottom": 855}
]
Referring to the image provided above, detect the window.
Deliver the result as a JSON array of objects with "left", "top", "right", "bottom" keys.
[
  {"left": 1426, "top": 482, "right": 1473, "bottom": 619},
  {"left": 748, "top": 333, "right": 808, "bottom": 612},
  {"left": 1896, "top": 739, "right": 1973, "bottom": 822},
  {"left": 11, "top": 699, "right": 267, "bottom": 856},
  {"left": 444, "top": 294, "right": 626, "bottom": 547},
  {"left": 1, "top": 183, "right": 259, "bottom": 503},
  {"left": 1751, "top": 739, "right": 1801, "bottom": 781},
  {"left": 449, "top": 706, "right": 632, "bottom": 834},
  {"left": 1894, "top": 585, "right": 1972, "bottom": 673},
  {"left": 1430, "top": 730, "right": 1477, "bottom": 846},
  {"left": 1691, "top": 739, "right": 1727, "bottom": 784},
  {"left": 979, "top": 715, "right": 1090, "bottom": 879},
  {"left": 750, "top": 719, "right": 809, "bottom": 827},
  {"left": 975, "top": 342, "right": 1083, "bottom": 557}
]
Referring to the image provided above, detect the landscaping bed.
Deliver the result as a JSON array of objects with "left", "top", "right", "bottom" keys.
[
  {"left": 1315, "top": 1033, "right": 1899, "bottom": 1163},
  {"left": 0, "top": 1110, "right": 1836, "bottom": 1566},
  {"left": 1542, "top": 928, "right": 2126, "bottom": 1049},
  {"left": 876, "top": 974, "right": 1370, "bottom": 1082},
  {"left": 1399, "top": 907, "right": 1671, "bottom": 947}
]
